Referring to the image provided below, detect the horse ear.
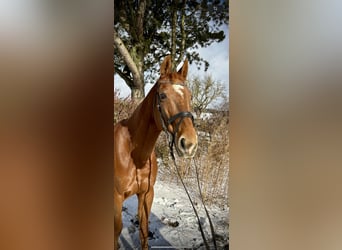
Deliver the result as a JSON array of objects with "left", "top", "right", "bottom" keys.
[
  {"left": 178, "top": 58, "right": 188, "bottom": 79},
  {"left": 160, "top": 55, "right": 172, "bottom": 76}
]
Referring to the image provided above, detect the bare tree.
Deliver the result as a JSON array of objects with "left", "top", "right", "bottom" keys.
[{"left": 188, "top": 74, "right": 226, "bottom": 117}]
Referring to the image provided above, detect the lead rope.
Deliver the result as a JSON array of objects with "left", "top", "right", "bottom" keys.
[
  {"left": 156, "top": 93, "right": 215, "bottom": 249},
  {"left": 169, "top": 150, "right": 210, "bottom": 250}
]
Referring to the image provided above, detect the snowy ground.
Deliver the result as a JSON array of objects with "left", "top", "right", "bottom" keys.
[{"left": 119, "top": 174, "right": 229, "bottom": 249}]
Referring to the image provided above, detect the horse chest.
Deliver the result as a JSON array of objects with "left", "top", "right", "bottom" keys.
[{"left": 119, "top": 160, "right": 153, "bottom": 199}]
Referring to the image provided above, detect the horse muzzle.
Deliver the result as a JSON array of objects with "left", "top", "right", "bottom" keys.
[{"left": 176, "top": 135, "right": 198, "bottom": 158}]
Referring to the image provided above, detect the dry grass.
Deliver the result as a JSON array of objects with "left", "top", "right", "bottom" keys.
[
  {"left": 194, "top": 111, "right": 229, "bottom": 207},
  {"left": 114, "top": 89, "right": 137, "bottom": 124}
]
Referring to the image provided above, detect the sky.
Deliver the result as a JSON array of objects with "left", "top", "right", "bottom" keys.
[{"left": 114, "top": 24, "right": 229, "bottom": 99}]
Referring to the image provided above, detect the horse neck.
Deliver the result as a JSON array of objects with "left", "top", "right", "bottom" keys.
[{"left": 126, "top": 84, "right": 161, "bottom": 166}]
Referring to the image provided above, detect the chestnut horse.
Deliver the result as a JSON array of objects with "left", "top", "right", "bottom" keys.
[{"left": 114, "top": 56, "right": 198, "bottom": 249}]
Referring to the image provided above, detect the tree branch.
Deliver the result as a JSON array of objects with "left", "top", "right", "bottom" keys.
[
  {"left": 114, "top": 67, "right": 134, "bottom": 88},
  {"left": 114, "top": 29, "right": 144, "bottom": 88}
]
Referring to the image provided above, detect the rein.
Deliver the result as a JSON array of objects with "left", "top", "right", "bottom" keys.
[{"left": 155, "top": 86, "right": 217, "bottom": 249}]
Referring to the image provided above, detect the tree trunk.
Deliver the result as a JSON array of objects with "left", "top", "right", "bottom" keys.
[
  {"left": 178, "top": 0, "right": 187, "bottom": 66},
  {"left": 171, "top": 0, "right": 178, "bottom": 71},
  {"left": 131, "top": 87, "right": 145, "bottom": 100}
]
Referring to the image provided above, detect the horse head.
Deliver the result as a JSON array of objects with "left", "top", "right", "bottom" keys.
[{"left": 154, "top": 55, "right": 198, "bottom": 158}]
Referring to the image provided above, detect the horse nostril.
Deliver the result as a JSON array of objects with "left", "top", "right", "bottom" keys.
[{"left": 180, "top": 138, "right": 186, "bottom": 150}]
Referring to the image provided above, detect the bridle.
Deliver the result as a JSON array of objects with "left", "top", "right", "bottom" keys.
[{"left": 155, "top": 81, "right": 195, "bottom": 159}]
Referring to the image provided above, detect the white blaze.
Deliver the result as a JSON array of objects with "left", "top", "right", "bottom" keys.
[{"left": 172, "top": 85, "right": 184, "bottom": 97}]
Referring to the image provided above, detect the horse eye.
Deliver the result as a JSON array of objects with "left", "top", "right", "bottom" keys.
[{"left": 159, "top": 93, "right": 167, "bottom": 100}]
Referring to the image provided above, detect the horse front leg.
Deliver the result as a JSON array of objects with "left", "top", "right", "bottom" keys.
[
  {"left": 137, "top": 187, "right": 154, "bottom": 250},
  {"left": 114, "top": 191, "right": 123, "bottom": 250}
]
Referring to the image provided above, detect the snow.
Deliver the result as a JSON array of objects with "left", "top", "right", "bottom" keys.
[
  {"left": 193, "top": 112, "right": 213, "bottom": 120},
  {"left": 119, "top": 173, "right": 229, "bottom": 249}
]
